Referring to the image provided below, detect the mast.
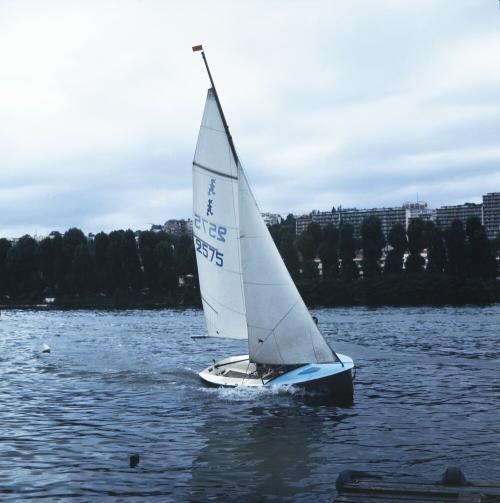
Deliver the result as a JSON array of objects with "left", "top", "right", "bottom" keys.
[
  {"left": 193, "top": 45, "right": 240, "bottom": 167},
  {"left": 191, "top": 44, "right": 248, "bottom": 341}
]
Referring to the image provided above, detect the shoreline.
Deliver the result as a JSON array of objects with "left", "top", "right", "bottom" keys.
[{"left": 1, "top": 276, "right": 499, "bottom": 310}]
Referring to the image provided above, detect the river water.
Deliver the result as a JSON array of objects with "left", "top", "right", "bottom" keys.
[{"left": 0, "top": 306, "right": 499, "bottom": 501}]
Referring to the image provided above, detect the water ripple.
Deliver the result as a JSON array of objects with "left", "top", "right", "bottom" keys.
[{"left": 0, "top": 306, "right": 499, "bottom": 501}]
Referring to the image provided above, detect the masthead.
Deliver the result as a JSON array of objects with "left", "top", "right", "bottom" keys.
[{"left": 192, "top": 44, "right": 239, "bottom": 166}]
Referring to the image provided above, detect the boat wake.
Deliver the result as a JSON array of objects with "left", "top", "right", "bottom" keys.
[{"left": 200, "top": 383, "right": 301, "bottom": 401}]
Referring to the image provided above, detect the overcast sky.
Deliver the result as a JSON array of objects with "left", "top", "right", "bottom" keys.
[{"left": 1, "top": 0, "right": 499, "bottom": 237}]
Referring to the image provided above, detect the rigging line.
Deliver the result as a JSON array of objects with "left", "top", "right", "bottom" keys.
[
  {"left": 241, "top": 359, "right": 252, "bottom": 386},
  {"left": 201, "top": 290, "right": 246, "bottom": 316},
  {"left": 232, "top": 167, "right": 247, "bottom": 341},
  {"left": 307, "top": 313, "right": 321, "bottom": 363},
  {"left": 251, "top": 298, "right": 300, "bottom": 351},
  {"left": 307, "top": 314, "right": 341, "bottom": 365},
  {"left": 309, "top": 326, "right": 320, "bottom": 364},
  {"left": 251, "top": 330, "right": 284, "bottom": 366},
  {"left": 243, "top": 281, "right": 288, "bottom": 286},
  {"left": 200, "top": 124, "right": 226, "bottom": 134},
  {"left": 214, "top": 357, "right": 249, "bottom": 369},
  {"left": 272, "top": 328, "right": 286, "bottom": 365},
  {"left": 200, "top": 295, "right": 217, "bottom": 314},
  {"left": 271, "top": 298, "right": 300, "bottom": 334}
]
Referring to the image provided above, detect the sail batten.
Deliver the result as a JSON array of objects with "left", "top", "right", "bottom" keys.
[{"left": 193, "top": 162, "right": 238, "bottom": 181}]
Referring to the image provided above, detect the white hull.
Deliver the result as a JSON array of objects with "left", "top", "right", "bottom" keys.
[{"left": 199, "top": 354, "right": 355, "bottom": 395}]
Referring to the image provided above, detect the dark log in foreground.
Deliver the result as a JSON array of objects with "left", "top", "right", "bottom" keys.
[{"left": 334, "top": 467, "right": 500, "bottom": 502}]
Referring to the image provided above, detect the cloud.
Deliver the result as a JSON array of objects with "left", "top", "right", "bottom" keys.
[{"left": 0, "top": 0, "right": 499, "bottom": 237}]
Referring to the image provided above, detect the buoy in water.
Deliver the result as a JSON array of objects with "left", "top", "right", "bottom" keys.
[
  {"left": 129, "top": 454, "right": 140, "bottom": 468},
  {"left": 42, "top": 343, "right": 51, "bottom": 353}
]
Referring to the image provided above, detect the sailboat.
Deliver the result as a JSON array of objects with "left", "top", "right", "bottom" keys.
[{"left": 191, "top": 46, "right": 354, "bottom": 396}]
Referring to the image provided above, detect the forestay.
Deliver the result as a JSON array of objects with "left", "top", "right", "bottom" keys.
[
  {"left": 238, "top": 170, "right": 336, "bottom": 364},
  {"left": 192, "top": 89, "right": 247, "bottom": 339}
]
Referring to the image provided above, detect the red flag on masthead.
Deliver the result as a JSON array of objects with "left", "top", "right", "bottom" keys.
[{"left": 192, "top": 44, "right": 203, "bottom": 52}]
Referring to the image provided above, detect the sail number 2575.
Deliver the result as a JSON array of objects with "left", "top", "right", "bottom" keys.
[
  {"left": 195, "top": 237, "right": 224, "bottom": 267},
  {"left": 194, "top": 213, "right": 227, "bottom": 242}
]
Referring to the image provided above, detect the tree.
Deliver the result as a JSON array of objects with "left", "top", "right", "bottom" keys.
[
  {"left": 465, "top": 217, "right": 482, "bottom": 242},
  {"left": 139, "top": 231, "right": 159, "bottom": 289},
  {"left": 494, "top": 232, "right": 500, "bottom": 256},
  {"left": 120, "top": 229, "right": 142, "bottom": 289},
  {"left": 94, "top": 232, "right": 110, "bottom": 291},
  {"left": 405, "top": 218, "right": 425, "bottom": 273},
  {"left": 423, "top": 221, "right": 446, "bottom": 274},
  {"left": 384, "top": 223, "right": 407, "bottom": 275},
  {"left": 36, "top": 237, "right": 54, "bottom": 291},
  {"left": 465, "top": 217, "right": 496, "bottom": 279},
  {"left": 269, "top": 226, "right": 281, "bottom": 249},
  {"left": 62, "top": 228, "right": 87, "bottom": 292},
  {"left": 360, "top": 215, "right": 385, "bottom": 278},
  {"left": 445, "top": 219, "right": 466, "bottom": 277},
  {"left": 283, "top": 213, "right": 296, "bottom": 229},
  {"left": 494, "top": 232, "right": 500, "bottom": 271},
  {"left": 72, "top": 243, "right": 94, "bottom": 292},
  {"left": 155, "top": 240, "right": 176, "bottom": 291},
  {"left": 297, "top": 224, "right": 319, "bottom": 279},
  {"left": 277, "top": 227, "right": 300, "bottom": 280},
  {"left": 297, "top": 232, "right": 316, "bottom": 262},
  {"left": 106, "top": 230, "right": 126, "bottom": 291},
  {"left": 0, "top": 238, "right": 12, "bottom": 294},
  {"left": 339, "top": 224, "right": 358, "bottom": 281},
  {"left": 6, "top": 235, "right": 39, "bottom": 296},
  {"left": 50, "top": 232, "right": 65, "bottom": 293},
  {"left": 317, "top": 223, "right": 339, "bottom": 278},
  {"left": 306, "top": 222, "right": 322, "bottom": 248},
  {"left": 175, "top": 234, "right": 196, "bottom": 277},
  {"left": 63, "top": 228, "right": 87, "bottom": 265}
]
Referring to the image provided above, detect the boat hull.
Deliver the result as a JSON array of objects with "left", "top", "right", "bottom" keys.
[{"left": 198, "top": 353, "right": 354, "bottom": 398}]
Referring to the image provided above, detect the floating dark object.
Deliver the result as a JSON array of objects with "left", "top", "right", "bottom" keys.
[
  {"left": 334, "top": 467, "right": 500, "bottom": 502},
  {"left": 441, "top": 466, "right": 468, "bottom": 486},
  {"left": 335, "top": 470, "right": 378, "bottom": 492},
  {"left": 129, "top": 454, "right": 140, "bottom": 468}
]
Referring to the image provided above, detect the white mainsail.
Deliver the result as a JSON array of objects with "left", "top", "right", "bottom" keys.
[
  {"left": 192, "top": 89, "right": 247, "bottom": 339},
  {"left": 193, "top": 87, "right": 336, "bottom": 365}
]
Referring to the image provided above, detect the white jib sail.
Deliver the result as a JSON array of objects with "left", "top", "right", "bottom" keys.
[
  {"left": 238, "top": 170, "right": 336, "bottom": 365},
  {"left": 192, "top": 89, "right": 247, "bottom": 339}
]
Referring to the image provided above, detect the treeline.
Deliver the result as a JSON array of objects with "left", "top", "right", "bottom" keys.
[
  {"left": 1, "top": 214, "right": 499, "bottom": 307},
  {"left": 272, "top": 215, "right": 498, "bottom": 280},
  {"left": 270, "top": 214, "right": 500, "bottom": 305},
  {"left": 0, "top": 228, "right": 197, "bottom": 303}
]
